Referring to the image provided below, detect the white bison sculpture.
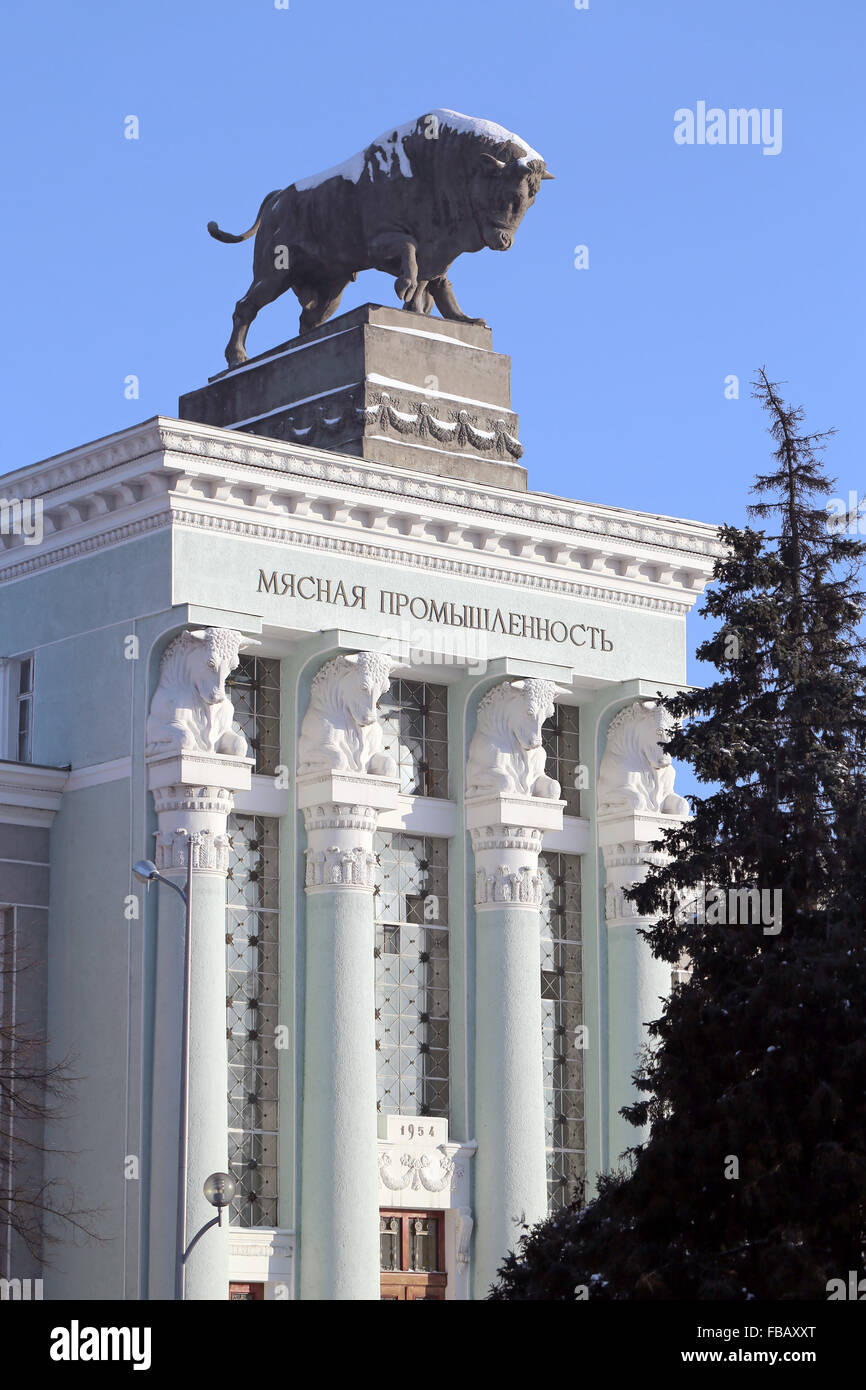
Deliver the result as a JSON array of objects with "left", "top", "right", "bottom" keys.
[
  {"left": 298, "top": 651, "right": 398, "bottom": 777},
  {"left": 466, "top": 678, "right": 561, "bottom": 799},
  {"left": 146, "top": 627, "right": 259, "bottom": 757},
  {"left": 597, "top": 699, "right": 689, "bottom": 817}
]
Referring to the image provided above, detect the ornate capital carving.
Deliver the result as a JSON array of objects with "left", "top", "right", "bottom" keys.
[
  {"left": 304, "top": 843, "right": 378, "bottom": 890},
  {"left": 301, "top": 800, "right": 381, "bottom": 836},
  {"left": 467, "top": 793, "right": 562, "bottom": 913},
  {"left": 151, "top": 782, "right": 236, "bottom": 818},
  {"left": 145, "top": 626, "right": 260, "bottom": 758},
  {"left": 154, "top": 827, "right": 231, "bottom": 875},
  {"left": 298, "top": 651, "right": 397, "bottom": 777},
  {"left": 602, "top": 838, "right": 669, "bottom": 927},
  {"left": 475, "top": 864, "right": 544, "bottom": 907},
  {"left": 469, "top": 823, "right": 545, "bottom": 855}
]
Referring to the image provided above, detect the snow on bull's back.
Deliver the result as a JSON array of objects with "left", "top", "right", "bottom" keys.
[{"left": 292, "top": 109, "right": 545, "bottom": 191}]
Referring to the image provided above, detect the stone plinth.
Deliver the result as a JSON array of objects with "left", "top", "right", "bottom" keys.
[{"left": 178, "top": 302, "right": 527, "bottom": 489}]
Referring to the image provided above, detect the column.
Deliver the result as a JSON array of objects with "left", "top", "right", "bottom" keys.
[
  {"left": 148, "top": 757, "right": 252, "bottom": 1300},
  {"left": 296, "top": 651, "right": 399, "bottom": 1301},
  {"left": 144, "top": 624, "right": 257, "bottom": 1300},
  {"left": 601, "top": 830, "right": 674, "bottom": 1162},
  {"left": 597, "top": 698, "right": 690, "bottom": 1164},
  {"left": 468, "top": 792, "right": 563, "bottom": 1298}
]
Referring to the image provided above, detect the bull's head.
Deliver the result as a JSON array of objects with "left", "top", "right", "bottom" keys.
[
  {"left": 640, "top": 700, "right": 674, "bottom": 769},
  {"left": 508, "top": 678, "right": 559, "bottom": 750},
  {"left": 474, "top": 150, "right": 554, "bottom": 252},
  {"left": 341, "top": 651, "right": 395, "bottom": 727},
  {"left": 187, "top": 627, "right": 261, "bottom": 707}
]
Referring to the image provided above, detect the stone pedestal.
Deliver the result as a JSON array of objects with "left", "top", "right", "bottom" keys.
[
  {"left": 178, "top": 302, "right": 527, "bottom": 489},
  {"left": 298, "top": 770, "right": 400, "bottom": 1301},
  {"left": 599, "top": 812, "right": 681, "bottom": 1162},
  {"left": 467, "top": 792, "right": 564, "bottom": 1298},
  {"left": 147, "top": 751, "right": 253, "bottom": 1301}
]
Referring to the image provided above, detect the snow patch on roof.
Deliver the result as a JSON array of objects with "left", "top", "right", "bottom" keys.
[{"left": 291, "top": 109, "right": 545, "bottom": 192}]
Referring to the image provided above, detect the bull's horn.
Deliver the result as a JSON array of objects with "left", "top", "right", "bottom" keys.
[
  {"left": 479, "top": 152, "right": 507, "bottom": 171},
  {"left": 187, "top": 629, "right": 207, "bottom": 640},
  {"left": 541, "top": 170, "right": 555, "bottom": 180},
  {"left": 240, "top": 637, "right": 262, "bottom": 649}
]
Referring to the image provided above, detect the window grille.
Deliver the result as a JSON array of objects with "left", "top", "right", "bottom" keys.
[
  {"left": 226, "top": 656, "right": 281, "bottom": 776},
  {"left": 226, "top": 814, "right": 279, "bottom": 1227},
  {"left": 374, "top": 833, "right": 449, "bottom": 1118},
  {"left": 542, "top": 702, "right": 580, "bottom": 815},
  {"left": 378, "top": 681, "right": 448, "bottom": 798},
  {"left": 539, "top": 852, "right": 584, "bottom": 1210}
]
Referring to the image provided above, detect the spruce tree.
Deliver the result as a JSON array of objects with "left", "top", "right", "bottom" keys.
[{"left": 491, "top": 372, "right": 866, "bottom": 1300}]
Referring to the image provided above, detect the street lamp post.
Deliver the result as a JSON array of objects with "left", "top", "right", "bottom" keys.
[{"left": 133, "top": 855, "right": 192, "bottom": 1301}]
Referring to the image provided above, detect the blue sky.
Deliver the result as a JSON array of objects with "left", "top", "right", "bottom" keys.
[{"left": 2, "top": 0, "right": 863, "bottom": 747}]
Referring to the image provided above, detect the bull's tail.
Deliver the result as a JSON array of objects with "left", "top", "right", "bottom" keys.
[{"left": 207, "top": 189, "right": 281, "bottom": 244}]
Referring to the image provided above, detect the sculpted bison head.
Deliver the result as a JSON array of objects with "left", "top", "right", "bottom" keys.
[
  {"left": 473, "top": 151, "right": 554, "bottom": 252},
  {"left": 340, "top": 651, "right": 395, "bottom": 727},
  {"left": 508, "top": 678, "right": 559, "bottom": 750},
  {"left": 186, "top": 628, "right": 249, "bottom": 706}
]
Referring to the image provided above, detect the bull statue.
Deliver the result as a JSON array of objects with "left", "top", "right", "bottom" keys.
[
  {"left": 207, "top": 108, "right": 554, "bottom": 367},
  {"left": 597, "top": 700, "right": 690, "bottom": 817},
  {"left": 466, "top": 679, "right": 562, "bottom": 800},
  {"left": 145, "top": 627, "right": 260, "bottom": 758},
  {"left": 298, "top": 651, "right": 398, "bottom": 778}
]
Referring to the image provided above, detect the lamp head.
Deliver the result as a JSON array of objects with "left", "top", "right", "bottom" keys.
[
  {"left": 132, "top": 860, "right": 159, "bottom": 884},
  {"left": 203, "top": 1172, "right": 236, "bottom": 1211}
]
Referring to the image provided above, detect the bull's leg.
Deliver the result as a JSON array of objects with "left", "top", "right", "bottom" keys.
[
  {"left": 405, "top": 281, "right": 433, "bottom": 314},
  {"left": 297, "top": 276, "right": 352, "bottom": 334},
  {"left": 369, "top": 233, "right": 420, "bottom": 304},
  {"left": 428, "top": 274, "right": 487, "bottom": 328},
  {"left": 225, "top": 270, "right": 291, "bottom": 367}
]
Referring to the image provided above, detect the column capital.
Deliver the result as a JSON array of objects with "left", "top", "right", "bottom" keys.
[
  {"left": 154, "top": 826, "right": 231, "bottom": 876},
  {"left": 299, "top": 773, "right": 400, "bottom": 895},
  {"left": 467, "top": 793, "right": 563, "bottom": 911},
  {"left": 146, "top": 750, "right": 254, "bottom": 800}
]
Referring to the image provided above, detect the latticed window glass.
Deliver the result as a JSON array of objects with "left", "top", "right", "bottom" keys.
[
  {"left": 226, "top": 656, "right": 281, "bottom": 775},
  {"left": 539, "top": 852, "right": 584, "bottom": 1211},
  {"left": 374, "top": 833, "right": 449, "bottom": 1117},
  {"left": 542, "top": 702, "right": 581, "bottom": 815},
  {"left": 226, "top": 813, "right": 279, "bottom": 1227},
  {"left": 378, "top": 680, "right": 448, "bottom": 798}
]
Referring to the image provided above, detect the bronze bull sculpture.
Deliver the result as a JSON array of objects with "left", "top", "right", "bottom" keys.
[{"left": 207, "top": 109, "right": 553, "bottom": 367}]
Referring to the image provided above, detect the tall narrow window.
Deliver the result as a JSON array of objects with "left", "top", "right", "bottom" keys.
[
  {"left": 16, "top": 659, "right": 33, "bottom": 764},
  {"left": 542, "top": 702, "right": 580, "bottom": 815},
  {"left": 378, "top": 681, "right": 448, "bottom": 798},
  {"left": 226, "top": 813, "right": 279, "bottom": 1227},
  {"left": 539, "top": 852, "right": 584, "bottom": 1210},
  {"left": 374, "top": 833, "right": 449, "bottom": 1118},
  {"left": 226, "top": 656, "right": 281, "bottom": 776}
]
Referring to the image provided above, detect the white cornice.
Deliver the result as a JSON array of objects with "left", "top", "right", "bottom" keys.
[
  {"left": 64, "top": 757, "right": 132, "bottom": 792},
  {"left": 0, "top": 760, "right": 69, "bottom": 825},
  {"left": 0, "top": 417, "right": 723, "bottom": 613}
]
